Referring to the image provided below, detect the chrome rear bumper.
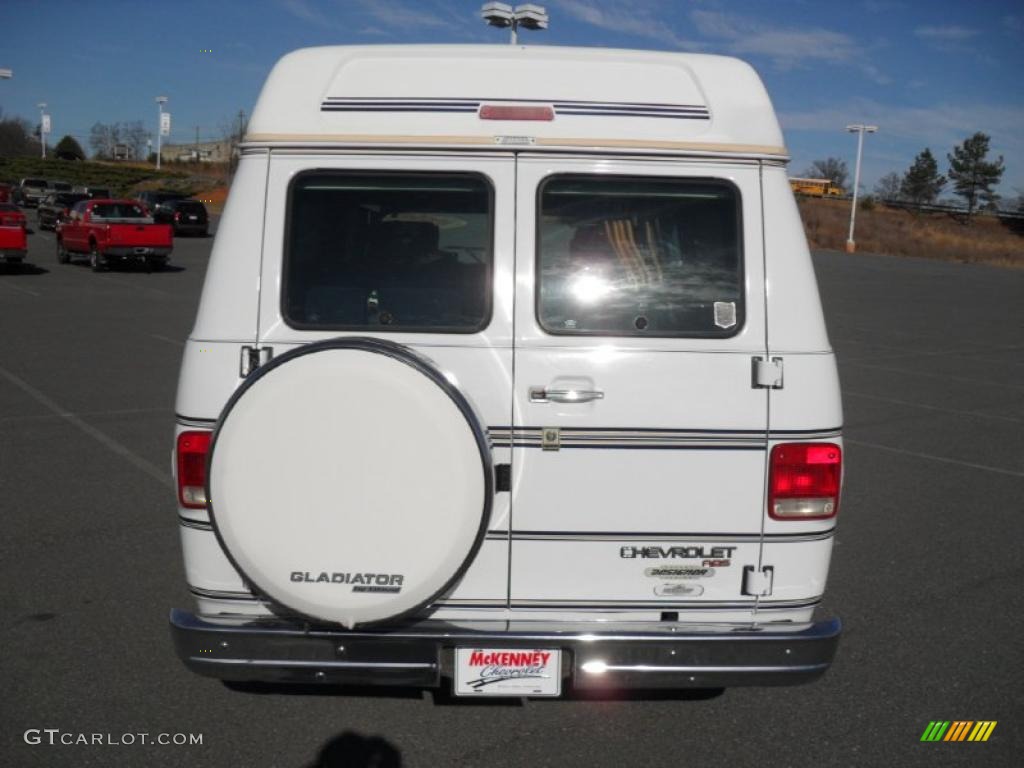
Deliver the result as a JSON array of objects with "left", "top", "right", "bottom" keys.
[
  {"left": 170, "top": 609, "right": 840, "bottom": 690},
  {"left": 105, "top": 246, "right": 171, "bottom": 258}
]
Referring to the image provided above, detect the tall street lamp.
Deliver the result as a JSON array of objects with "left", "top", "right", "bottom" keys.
[
  {"left": 37, "top": 102, "right": 48, "bottom": 159},
  {"left": 845, "top": 124, "right": 878, "bottom": 253},
  {"left": 156, "top": 96, "right": 169, "bottom": 170},
  {"left": 481, "top": 3, "right": 549, "bottom": 44}
]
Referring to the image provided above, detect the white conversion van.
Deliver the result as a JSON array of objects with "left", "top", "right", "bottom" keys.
[{"left": 170, "top": 45, "right": 843, "bottom": 696}]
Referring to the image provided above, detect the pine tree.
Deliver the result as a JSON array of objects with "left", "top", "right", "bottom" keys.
[
  {"left": 899, "top": 149, "right": 945, "bottom": 208},
  {"left": 54, "top": 135, "right": 85, "bottom": 161},
  {"left": 947, "top": 133, "right": 1004, "bottom": 216}
]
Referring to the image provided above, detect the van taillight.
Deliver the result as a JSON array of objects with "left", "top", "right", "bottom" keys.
[
  {"left": 768, "top": 442, "right": 842, "bottom": 520},
  {"left": 176, "top": 431, "right": 211, "bottom": 508}
]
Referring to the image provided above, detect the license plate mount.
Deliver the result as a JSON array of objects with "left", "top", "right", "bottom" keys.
[{"left": 453, "top": 648, "right": 562, "bottom": 697}]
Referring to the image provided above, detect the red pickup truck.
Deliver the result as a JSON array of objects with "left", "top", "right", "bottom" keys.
[
  {"left": 56, "top": 199, "right": 174, "bottom": 271},
  {"left": 0, "top": 224, "right": 28, "bottom": 267}
]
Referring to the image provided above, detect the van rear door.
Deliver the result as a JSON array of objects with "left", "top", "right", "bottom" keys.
[
  {"left": 255, "top": 152, "right": 516, "bottom": 612},
  {"left": 510, "top": 156, "right": 769, "bottom": 613}
]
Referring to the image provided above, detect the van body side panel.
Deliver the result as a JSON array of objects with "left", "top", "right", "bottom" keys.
[
  {"left": 175, "top": 342, "right": 249, "bottom": 420},
  {"left": 190, "top": 152, "right": 268, "bottom": 342},
  {"left": 761, "top": 167, "right": 831, "bottom": 354},
  {"left": 758, "top": 165, "right": 844, "bottom": 588}
]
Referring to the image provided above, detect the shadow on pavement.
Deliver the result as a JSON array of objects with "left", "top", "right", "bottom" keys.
[
  {"left": 306, "top": 731, "right": 402, "bottom": 768},
  {"left": 0, "top": 263, "right": 48, "bottom": 275}
]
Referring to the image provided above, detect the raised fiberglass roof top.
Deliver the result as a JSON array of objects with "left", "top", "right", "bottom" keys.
[{"left": 246, "top": 45, "right": 787, "bottom": 158}]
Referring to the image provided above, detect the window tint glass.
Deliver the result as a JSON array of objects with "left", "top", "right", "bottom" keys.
[
  {"left": 284, "top": 172, "right": 492, "bottom": 332},
  {"left": 537, "top": 176, "right": 743, "bottom": 337},
  {"left": 91, "top": 203, "right": 148, "bottom": 219}
]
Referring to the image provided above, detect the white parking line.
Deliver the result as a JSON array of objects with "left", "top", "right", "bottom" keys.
[
  {"left": 149, "top": 334, "right": 185, "bottom": 347},
  {"left": 844, "top": 438, "right": 1024, "bottom": 478},
  {"left": 0, "top": 281, "right": 40, "bottom": 297},
  {"left": 0, "top": 365, "right": 172, "bottom": 488},
  {"left": 95, "top": 275, "right": 175, "bottom": 298},
  {"left": 843, "top": 390, "right": 1023, "bottom": 424},
  {"left": 0, "top": 406, "right": 168, "bottom": 426},
  {"left": 841, "top": 360, "right": 1024, "bottom": 391}
]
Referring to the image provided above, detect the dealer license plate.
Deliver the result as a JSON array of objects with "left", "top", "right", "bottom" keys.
[{"left": 454, "top": 648, "right": 561, "bottom": 697}]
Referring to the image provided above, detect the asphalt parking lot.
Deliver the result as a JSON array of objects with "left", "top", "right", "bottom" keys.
[{"left": 1, "top": 226, "right": 1021, "bottom": 768}]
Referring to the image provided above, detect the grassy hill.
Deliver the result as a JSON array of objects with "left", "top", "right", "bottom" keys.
[
  {"left": 0, "top": 157, "right": 208, "bottom": 198},
  {"left": 798, "top": 197, "right": 1023, "bottom": 268}
]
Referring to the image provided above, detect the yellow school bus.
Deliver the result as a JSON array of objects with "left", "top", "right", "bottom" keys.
[{"left": 789, "top": 177, "right": 844, "bottom": 197}]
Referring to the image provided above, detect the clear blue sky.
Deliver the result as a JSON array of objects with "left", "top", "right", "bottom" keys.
[{"left": 2, "top": 0, "right": 1022, "bottom": 199}]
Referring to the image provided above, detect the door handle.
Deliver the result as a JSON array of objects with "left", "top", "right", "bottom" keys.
[{"left": 529, "top": 386, "right": 604, "bottom": 404}]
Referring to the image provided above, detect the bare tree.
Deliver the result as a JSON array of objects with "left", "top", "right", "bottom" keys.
[
  {"left": 89, "top": 122, "right": 123, "bottom": 159},
  {"left": 0, "top": 115, "right": 39, "bottom": 157},
  {"left": 219, "top": 109, "right": 249, "bottom": 179},
  {"left": 122, "top": 120, "right": 150, "bottom": 160},
  {"left": 803, "top": 158, "right": 850, "bottom": 192},
  {"left": 874, "top": 172, "right": 902, "bottom": 201}
]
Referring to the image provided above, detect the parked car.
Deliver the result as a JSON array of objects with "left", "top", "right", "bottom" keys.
[
  {"left": 15, "top": 178, "right": 51, "bottom": 207},
  {"left": 169, "top": 45, "right": 844, "bottom": 697},
  {"left": 56, "top": 199, "right": 174, "bottom": 271},
  {"left": 85, "top": 187, "right": 112, "bottom": 199},
  {"left": 0, "top": 202, "right": 28, "bottom": 230},
  {"left": 37, "top": 192, "right": 90, "bottom": 231},
  {"left": 51, "top": 180, "right": 73, "bottom": 193},
  {"left": 0, "top": 182, "right": 13, "bottom": 203},
  {"left": 0, "top": 222, "right": 28, "bottom": 267},
  {"left": 154, "top": 198, "right": 209, "bottom": 236},
  {"left": 136, "top": 190, "right": 188, "bottom": 216}
]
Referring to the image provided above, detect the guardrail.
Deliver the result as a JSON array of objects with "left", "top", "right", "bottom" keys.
[
  {"left": 879, "top": 199, "right": 1024, "bottom": 221},
  {"left": 797, "top": 192, "right": 1024, "bottom": 221}
]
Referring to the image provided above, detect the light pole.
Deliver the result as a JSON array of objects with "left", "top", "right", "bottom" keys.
[
  {"left": 481, "top": 3, "right": 548, "bottom": 44},
  {"left": 845, "top": 124, "right": 877, "bottom": 253},
  {"left": 37, "top": 102, "right": 48, "bottom": 159},
  {"left": 155, "top": 96, "right": 168, "bottom": 170}
]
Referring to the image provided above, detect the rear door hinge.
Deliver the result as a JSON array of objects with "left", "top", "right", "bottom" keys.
[
  {"left": 240, "top": 346, "right": 273, "bottom": 377},
  {"left": 742, "top": 565, "right": 774, "bottom": 596},
  {"left": 752, "top": 356, "right": 784, "bottom": 389}
]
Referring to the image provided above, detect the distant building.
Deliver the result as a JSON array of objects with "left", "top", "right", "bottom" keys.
[
  {"left": 112, "top": 143, "right": 135, "bottom": 160},
  {"left": 159, "top": 139, "right": 234, "bottom": 164}
]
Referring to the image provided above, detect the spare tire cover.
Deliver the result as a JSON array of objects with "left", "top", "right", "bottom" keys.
[{"left": 207, "top": 338, "right": 492, "bottom": 628}]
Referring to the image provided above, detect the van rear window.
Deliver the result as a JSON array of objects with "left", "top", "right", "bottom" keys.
[
  {"left": 283, "top": 172, "right": 493, "bottom": 333},
  {"left": 537, "top": 176, "right": 743, "bottom": 337}
]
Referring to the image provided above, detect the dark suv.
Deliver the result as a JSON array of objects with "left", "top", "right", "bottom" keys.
[
  {"left": 137, "top": 190, "right": 187, "bottom": 216},
  {"left": 155, "top": 198, "right": 209, "bottom": 236},
  {"left": 37, "top": 192, "right": 90, "bottom": 230}
]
